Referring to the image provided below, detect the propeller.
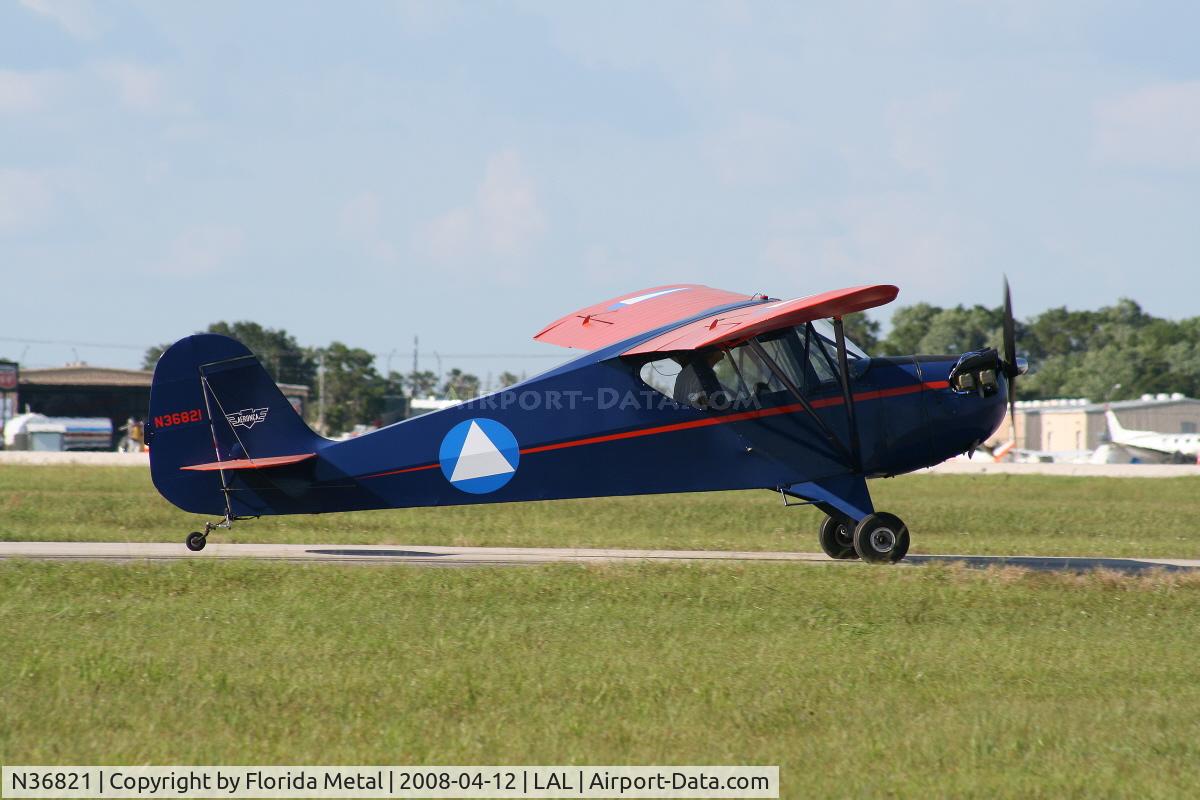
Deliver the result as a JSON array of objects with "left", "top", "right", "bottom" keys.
[{"left": 1000, "top": 276, "right": 1026, "bottom": 448}]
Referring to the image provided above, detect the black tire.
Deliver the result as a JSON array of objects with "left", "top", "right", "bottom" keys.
[
  {"left": 893, "top": 528, "right": 910, "bottom": 562},
  {"left": 818, "top": 516, "right": 858, "bottom": 560},
  {"left": 185, "top": 532, "right": 207, "bottom": 552},
  {"left": 853, "top": 513, "right": 909, "bottom": 564}
]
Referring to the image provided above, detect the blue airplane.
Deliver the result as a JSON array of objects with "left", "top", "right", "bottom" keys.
[{"left": 148, "top": 281, "right": 1025, "bottom": 563}]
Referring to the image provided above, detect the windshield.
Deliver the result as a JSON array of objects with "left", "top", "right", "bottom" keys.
[{"left": 809, "top": 319, "right": 869, "bottom": 359}]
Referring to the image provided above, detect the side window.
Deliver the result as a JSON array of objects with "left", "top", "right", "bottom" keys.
[
  {"left": 752, "top": 330, "right": 805, "bottom": 391},
  {"left": 707, "top": 350, "right": 743, "bottom": 395},
  {"left": 801, "top": 325, "right": 839, "bottom": 386},
  {"left": 639, "top": 357, "right": 684, "bottom": 397},
  {"left": 638, "top": 344, "right": 790, "bottom": 411},
  {"left": 724, "top": 344, "right": 779, "bottom": 397},
  {"left": 638, "top": 353, "right": 727, "bottom": 410},
  {"left": 637, "top": 350, "right": 750, "bottom": 411}
]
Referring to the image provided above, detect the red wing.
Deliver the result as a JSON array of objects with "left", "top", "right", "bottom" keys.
[
  {"left": 623, "top": 284, "right": 899, "bottom": 355},
  {"left": 534, "top": 284, "right": 755, "bottom": 351}
]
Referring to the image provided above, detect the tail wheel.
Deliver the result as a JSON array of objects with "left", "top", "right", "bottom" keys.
[
  {"left": 853, "top": 513, "right": 910, "bottom": 564},
  {"left": 185, "top": 532, "right": 207, "bottom": 552},
  {"left": 818, "top": 516, "right": 858, "bottom": 560}
]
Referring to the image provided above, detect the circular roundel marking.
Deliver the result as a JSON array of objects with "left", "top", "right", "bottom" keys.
[{"left": 438, "top": 418, "right": 520, "bottom": 494}]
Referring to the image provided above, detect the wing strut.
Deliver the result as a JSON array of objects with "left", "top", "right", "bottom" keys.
[
  {"left": 831, "top": 317, "right": 863, "bottom": 472},
  {"left": 745, "top": 337, "right": 857, "bottom": 468}
]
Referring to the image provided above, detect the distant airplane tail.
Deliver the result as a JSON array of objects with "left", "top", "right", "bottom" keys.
[
  {"left": 148, "top": 334, "right": 325, "bottom": 515},
  {"left": 1104, "top": 408, "right": 1127, "bottom": 438}
]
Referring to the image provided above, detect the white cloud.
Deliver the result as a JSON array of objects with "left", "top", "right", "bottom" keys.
[
  {"left": 476, "top": 151, "right": 547, "bottom": 255},
  {"left": 424, "top": 206, "right": 475, "bottom": 262},
  {"left": 0, "top": 70, "right": 61, "bottom": 115},
  {"left": 761, "top": 194, "right": 970, "bottom": 300},
  {"left": 339, "top": 191, "right": 381, "bottom": 239},
  {"left": 157, "top": 224, "right": 245, "bottom": 277},
  {"left": 1, "top": 63, "right": 175, "bottom": 117},
  {"left": 419, "top": 151, "right": 547, "bottom": 270},
  {"left": 1094, "top": 81, "right": 1200, "bottom": 169},
  {"left": 338, "top": 191, "right": 398, "bottom": 263},
  {"left": 0, "top": 169, "right": 56, "bottom": 233},
  {"left": 19, "top": 0, "right": 102, "bottom": 39},
  {"left": 95, "top": 62, "right": 168, "bottom": 113}
]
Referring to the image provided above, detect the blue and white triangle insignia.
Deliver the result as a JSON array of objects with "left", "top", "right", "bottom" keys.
[{"left": 438, "top": 418, "right": 520, "bottom": 494}]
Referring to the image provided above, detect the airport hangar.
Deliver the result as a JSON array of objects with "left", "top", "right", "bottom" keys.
[
  {"left": 990, "top": 393, "right": 1200, "bottom": 453},
  {"left": 12, "top": 365, "right": 310, "bottom": 450}
]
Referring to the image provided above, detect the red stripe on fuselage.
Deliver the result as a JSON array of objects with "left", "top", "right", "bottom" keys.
[
  {"left": 359, "top": 462, "right": 441, "bottom": 479},
  {"left": 359, "top": 380, "right": 949, "bottom": 480}
]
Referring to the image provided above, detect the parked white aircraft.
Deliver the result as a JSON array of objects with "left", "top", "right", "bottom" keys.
[{"left": 1104, "top": 410, "right": 1200, "bottom": 463}]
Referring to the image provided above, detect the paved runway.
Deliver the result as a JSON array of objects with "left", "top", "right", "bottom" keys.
[{"left": 1, "top": 541, "right": 1198, "bottom": 573}]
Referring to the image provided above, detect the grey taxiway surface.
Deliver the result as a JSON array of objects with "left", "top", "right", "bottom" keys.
[{"left": 1, "top": 541, "right": 1198, "bottom": 573}]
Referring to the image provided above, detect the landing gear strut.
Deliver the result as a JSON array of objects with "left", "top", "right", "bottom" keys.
[
  {"left": 853, "top": 512, "right": 910, "bottom": 564},
  {"left": 184, "top": 514, "right": 234, "bottom": 552},
  {"left": 818, "top": 516, "right": 858, "bottom": 560}
]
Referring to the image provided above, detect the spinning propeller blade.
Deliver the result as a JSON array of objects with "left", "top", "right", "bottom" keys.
[{"left": 1001, "top": 276, "right": 1021, "bottom": 445}]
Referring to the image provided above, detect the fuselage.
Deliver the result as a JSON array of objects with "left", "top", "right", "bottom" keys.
[
  {"left": 1109, "top": 429, "right": 1200, "bottom": 459},
  {"left": 150, "top": 302, "right": 1010, "bottom": 518},
  {"left": 248, "top": 344, "right": 1008, "bottom": 517}
]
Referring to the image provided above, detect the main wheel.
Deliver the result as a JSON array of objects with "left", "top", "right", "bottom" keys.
[
  {"left": 185, "top": 532, "right": 207, "bottom": 552},
  {"left": 818, "top": 516, "right": 858, "bottom": 560},
  {"left": 853, "top": 513, "right": 909, "bottom": 564}
]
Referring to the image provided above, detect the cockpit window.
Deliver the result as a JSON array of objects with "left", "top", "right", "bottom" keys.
[
  {"left": 638, "top": 348, "right": 765, "bottom": 411},
  {"left": 657, "top": 350, "right": 740, "bottom": 410},
  {"left": 639, "top": 357, "right": 684, "bottom": 397},
  {"left": 637, "top": 338, "right": 802, "bottom": 411},
  {"left": 801, "top": 321, "right": 870, "bottom": 383},
  {"left": 752, "top": 329, "right": 806, "bottom": 390},
  {"left": 635, "top": 319, "right": 871, "bottom": 411}
]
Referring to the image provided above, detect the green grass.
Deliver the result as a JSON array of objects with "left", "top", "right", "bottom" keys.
[
  {"left": 1, "top": 465, "right": 1198, "bottom": 557},
  {"left": 2, "top": 560, "right": 1200, "bottom": 798}
]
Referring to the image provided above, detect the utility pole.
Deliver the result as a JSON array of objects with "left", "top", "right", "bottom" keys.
[
  {"left": 412, "top": 335, "right": 418, "bottom": 375},
  {"left": 317, "top": 350, "right": 326, "bottom": 435}
]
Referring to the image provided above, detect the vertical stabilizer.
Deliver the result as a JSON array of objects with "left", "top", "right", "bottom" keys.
[{"left": 148, "top": 334, "right": 324, "bottom": 515}]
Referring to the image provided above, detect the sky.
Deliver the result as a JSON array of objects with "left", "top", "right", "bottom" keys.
[{"left": 2, "top": 0, "right": 1198, "bottom": 381}]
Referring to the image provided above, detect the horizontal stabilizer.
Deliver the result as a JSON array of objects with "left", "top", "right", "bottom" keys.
[{"left": 180, "top": 453, "right": 316, "bottom": 472}]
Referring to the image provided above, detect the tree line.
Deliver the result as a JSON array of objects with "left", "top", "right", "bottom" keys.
[
  {"left": 143, "top": 322, "right": 517, "bottom": 435},
  {"left": 843, "top": 298, "right": 1200, "bottom": 402}
]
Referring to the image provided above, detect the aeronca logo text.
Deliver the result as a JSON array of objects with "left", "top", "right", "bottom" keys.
[{"left": 226, "top": 407, "right": 269, "bottom": 429}]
